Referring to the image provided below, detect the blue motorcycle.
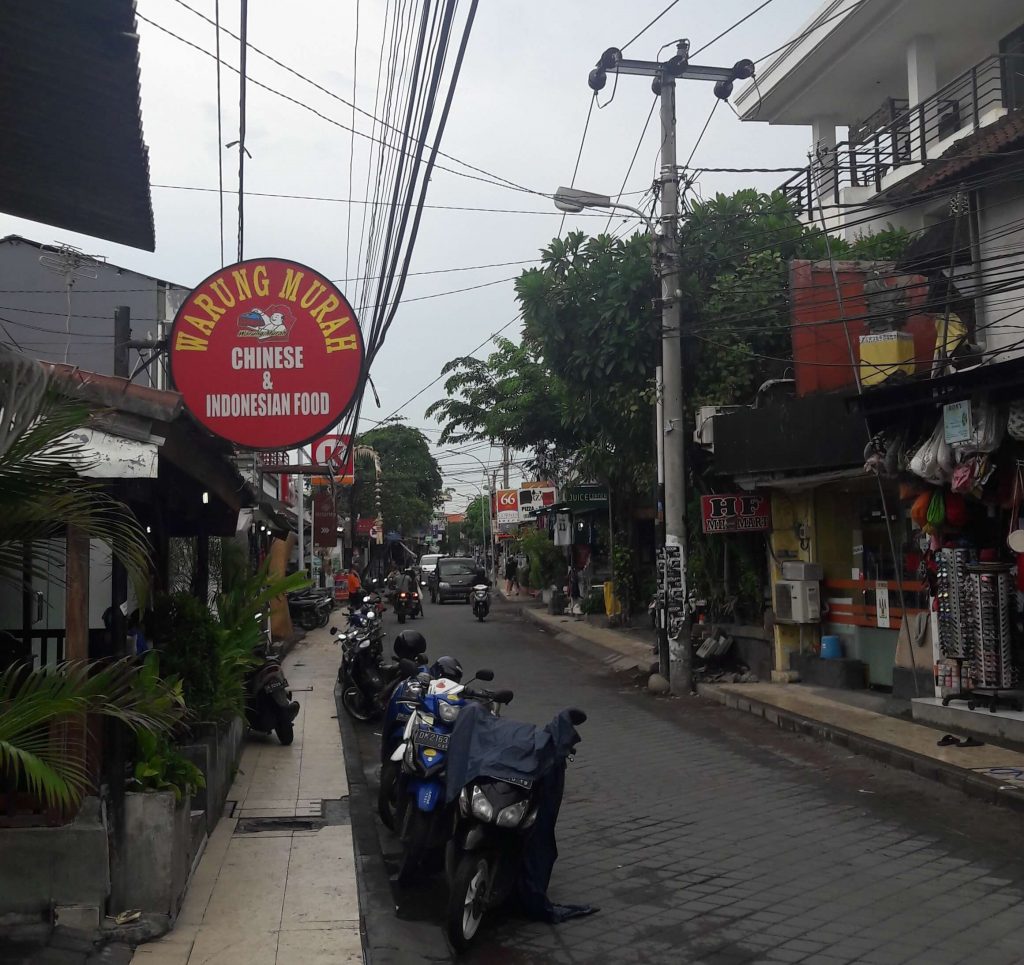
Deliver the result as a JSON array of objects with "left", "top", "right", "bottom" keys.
[{"left": 391, "top": 665, "right": 509, "bottom": 884}]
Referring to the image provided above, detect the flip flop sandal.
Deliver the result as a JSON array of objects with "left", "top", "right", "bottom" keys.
[
  {"left": 937, "top": 734, "right": 958, "bottom": 746},
  {"left": 958, "top": 737, "right": 984, "bottom": 747}
]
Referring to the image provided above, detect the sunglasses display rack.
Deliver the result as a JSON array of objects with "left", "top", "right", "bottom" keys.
[
  {"left": 965, "top": 563, "right": 1015, "bottom": 689},
  {"left": 936, "top": 549, "right": 974, "bottom": 659}
]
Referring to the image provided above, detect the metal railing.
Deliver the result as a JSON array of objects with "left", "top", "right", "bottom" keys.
[{"left": 781, "top": 53, "right": 1024, "bottom": 218}]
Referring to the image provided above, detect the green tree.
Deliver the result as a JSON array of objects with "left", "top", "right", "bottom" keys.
[
  {"left": 350, "top": 422, "right": 443, "bottom": 536},
  {"left": 462, "top": 495, "right": 489, "bottom": 545}
]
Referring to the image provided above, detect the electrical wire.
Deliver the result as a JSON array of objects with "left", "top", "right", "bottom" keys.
[
  {"left": 604, "top": 97, "right": 659, "bottom": 234},
  {"left": 558, "top": 93, "right": 599, "bottom": 236},
  {"left": 691, "top": 0, "right": 777, "bottom": 57},
  {"left": 214, "top": 0, "right": 225, "bottom": 265},
  {"left": 345, "top": 0, "right": 360, "bottom": 289},
  {"left": 157, "top": 3, "right": 540, "bottom": 198},
  {"left": 620, "top": 0, "right": 682, "bottom": 53},
  {"left": 235, "top": 0, "right": 249, "bottom": 261},
  {"left": 682, "top": 99, "right": 719, "bottom": 172},
  {"left": 754, "top": 0, "right": 869, "bottom": 65}
]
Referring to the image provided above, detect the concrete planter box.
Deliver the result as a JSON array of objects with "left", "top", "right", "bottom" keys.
[
  {"left": 110, "top": 790, "right": 193, "bottom": 917},
  {"left": 0, "top": 797, "right": 109, "bottom": 926},
  {"left": 177, "top": 717, "right": 244, "bottom": 832}
]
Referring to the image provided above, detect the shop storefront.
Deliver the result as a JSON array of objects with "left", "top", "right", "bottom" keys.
[{"left": 858, "top": 356, "right": 1024, "bottom": 729}]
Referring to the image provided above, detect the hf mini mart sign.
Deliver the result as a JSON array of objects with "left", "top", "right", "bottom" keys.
[
  {"left": 700, "top": 493, "right": 771, "bottom": 534},
  {"left": 169, "top": 258, "right": 364, "bottom": 449}
]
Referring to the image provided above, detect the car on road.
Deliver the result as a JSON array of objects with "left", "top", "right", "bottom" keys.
[
  {"left": 417, "top": 553, "right": 442, "bottom": 592},
  {"left": 432, "top": 556, "right": 483, "bottom": 604}
]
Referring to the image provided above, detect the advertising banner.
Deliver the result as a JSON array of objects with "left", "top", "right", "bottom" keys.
[
  {"left": 169, "top": 258, "right": 364, "bottom": 449},
  {"left": 312, "top": 491, "right": 337, "bottom": 549},
  {"left": 517, "top": 486, "right": 557, "bottom": 518},
  {"left": 700, "top": 494, "right": 772, "bottom": 534},
  {"left": 495, "top": 489, "right": 519, "bottom": 523},
  {"left": 564, "top": 484, "right": 609, "bottom": 511}
]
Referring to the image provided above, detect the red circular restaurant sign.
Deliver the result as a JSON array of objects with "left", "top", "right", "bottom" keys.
[{"left": 168, "top": 258, "right": 363, "bottom": 449}]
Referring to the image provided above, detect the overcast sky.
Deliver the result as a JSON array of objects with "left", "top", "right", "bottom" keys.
[{"left": 0, "top": 0, "right": 819, "bottom": 509}]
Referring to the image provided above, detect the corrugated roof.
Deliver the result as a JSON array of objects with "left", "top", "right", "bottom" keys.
[
  {"left": 886, "top": 110, "right": 1024, "bottom": 200},
  {"left": 0, "top": 0, "right": 155, "bottom": 250}
]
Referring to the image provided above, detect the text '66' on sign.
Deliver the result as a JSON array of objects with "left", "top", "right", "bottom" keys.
[{"left": 168, "top": 258, "right": 364, "bottom": 449}]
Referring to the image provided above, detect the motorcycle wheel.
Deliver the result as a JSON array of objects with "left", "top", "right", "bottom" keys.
[
  {"left": 275, "top": 708, "right": 295, "bottom": 745},
  {"left": 300, "top": 610, "right": 318, "bottom": 631},
  {"left": 318, "top": 610, "right": 330, "bottom": 628},
  {"left": 341, "top": 685, "right": 376, "bottom": 722},
  {"left": 397, "top": 808, "right": 432, "bottom": 885},
  {"left": 377, "top": 760, "right": 400, "bottom": 831},
  {"left": 446, "top": 853, "right": 490, "bottom": 950}
]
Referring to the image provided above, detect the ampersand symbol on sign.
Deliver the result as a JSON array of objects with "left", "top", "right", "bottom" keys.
[{"left": 262, "top": 371, "right": 273, "bottom": 390}]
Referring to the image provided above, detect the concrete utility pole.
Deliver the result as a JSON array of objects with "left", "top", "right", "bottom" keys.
[{"left": 575, "top": 42, "right": 754, "bottom": 695}]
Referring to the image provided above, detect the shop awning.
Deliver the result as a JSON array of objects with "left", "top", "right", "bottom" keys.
[{"left": 0, "top": 0, "right": 155, "bottom": 250}]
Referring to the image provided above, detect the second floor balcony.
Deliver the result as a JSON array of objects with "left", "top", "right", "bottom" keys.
[{"left": 780, "top": 51, "right": 1024, "bottom": 221}]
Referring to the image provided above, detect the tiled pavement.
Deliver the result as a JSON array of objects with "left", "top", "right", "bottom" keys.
[
  {"left": 132, "top": 629, "right": 360, "bottom": 965},
  {"left": 356, "top": 599, "right": 1024, "bottom": 965}
]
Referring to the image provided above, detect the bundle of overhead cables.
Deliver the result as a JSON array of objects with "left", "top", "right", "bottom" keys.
[{"left": 341, "top": 0, "right": 480, "bottom": 450}]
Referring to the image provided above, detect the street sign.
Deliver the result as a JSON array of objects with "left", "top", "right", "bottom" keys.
[
  {"left": 700, "top": 493, "right": 772, "bottom": 534},
  {"left": 309, "top": 433, "right": 355, "bottom": 483},
  {"left": 169, "top": 258, "right": 364, "bottom": 449}
]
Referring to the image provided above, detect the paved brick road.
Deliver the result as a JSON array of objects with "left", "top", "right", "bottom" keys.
[{"left": 351, "top": 598, "right": 1024, "bottom": 965}]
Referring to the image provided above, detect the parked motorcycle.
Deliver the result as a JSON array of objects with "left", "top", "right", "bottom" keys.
[
  {"left": 391, "top": 665, "right": 509, "bottom": 884},
  {"left": 471, "top": 584, "right": 490, "bottom": 622},
  {"left": 288, "top": 588, "right": 332, "bottom": 631},
  {"left": 333, "top": 613, "right": 387, "bottom": 721},
  {"left": 244, "top": 637, "right": 301, "bottom": 745},
  {"left": 443, "top": 705, "right": 587, "bottom": 950}
]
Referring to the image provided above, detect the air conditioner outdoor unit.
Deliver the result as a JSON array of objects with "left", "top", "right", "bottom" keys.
[
  {"left": 774, "top": 579, "right": 820, "bottom": 624},
  {"left": 693, "top": 405, "right": 742, "bottom": 450}
]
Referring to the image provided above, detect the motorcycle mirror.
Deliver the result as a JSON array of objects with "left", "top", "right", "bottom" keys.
[
  {"left": 329, "top": 626, "right": 338, "bottom": 635},
  {"left": 493, "top": 689, "right": 514, "bottom": 705},
  {"left": 568, "top": 708, "right": 587, "bottom": 726},
  {"left": 475, "top": 669, "right": 495, "bottom": 681}
]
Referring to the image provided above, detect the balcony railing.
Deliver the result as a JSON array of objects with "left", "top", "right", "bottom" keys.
[{"left": 781, "top": 53, "right": 1024, "bottom": 219}]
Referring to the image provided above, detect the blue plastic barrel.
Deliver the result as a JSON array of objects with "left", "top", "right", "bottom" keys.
[{"left": 820, "top": 635, "right": 843, "bottom": 660}]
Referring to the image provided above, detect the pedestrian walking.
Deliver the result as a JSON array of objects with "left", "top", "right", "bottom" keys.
[{"left": 505, "top": 555, "right": 519, "bottom": 595}]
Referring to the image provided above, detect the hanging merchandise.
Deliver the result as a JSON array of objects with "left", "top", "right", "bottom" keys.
[
  {"left": 1007, "top": 400, "right": 1024, "bottom": 441},
  {"left": 926, "top": 490, "right": 946, "bottom": 528},
  {"left": 908, "top": 418, "right": 953, "bottom": 485},
  {"left": 1007, "top": 464, "right": 1024, "bottom": 553},
  {"left": 936, "top": 548, "right": 973, "bottom": 659},
  {"left": 945, "top": 492, "right": 968, "bottom": 528},
  {"left": 952, "top": 398, "right": 1005, "bottom": 456},
  {"left": 910, "top": 490, "right": 932, "bottom": 529}
]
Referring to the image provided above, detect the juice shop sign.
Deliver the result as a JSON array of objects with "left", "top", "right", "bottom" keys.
[{"left": 169, "top": 258, "right": 364, "bottom": 449}]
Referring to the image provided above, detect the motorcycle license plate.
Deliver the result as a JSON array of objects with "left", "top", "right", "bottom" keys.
[{"left": 413, "top": 730, "right": 449, "bottom": 751}]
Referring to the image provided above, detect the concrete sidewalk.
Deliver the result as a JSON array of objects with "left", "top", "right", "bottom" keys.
[
  {"left": 516, "top": 601, "right": 1024, "bottom": 812},
  {"left": 131, "top": 629, "right": 360, "bottom": 965}
]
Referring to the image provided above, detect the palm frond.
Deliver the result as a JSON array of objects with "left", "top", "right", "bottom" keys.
[{"left": 0, "top": 658, "right": 187, "bottom": 810}]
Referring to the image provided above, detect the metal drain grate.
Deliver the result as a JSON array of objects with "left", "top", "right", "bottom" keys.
[{"left": 232, "top": 798, "right": 350, "bottom": 834}]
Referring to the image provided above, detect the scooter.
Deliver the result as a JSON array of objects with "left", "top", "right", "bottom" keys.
[
  {"left": 471, "top": 584, "right": 490, "bottom": 622},
  {"left": 244, "top": 642, "right": 301, "bottom": 745},
  {"left": 444, "top": 707, "right": 586, "bottom": 950},
  {"left": 288, "top": 589, "right": 332, "bottom": 631},
  {"left": 392, "top": 670, "right": 509, "bottom": 884},
  {"left": 333, "top": 615, "right": 388, "bottom": 722}
]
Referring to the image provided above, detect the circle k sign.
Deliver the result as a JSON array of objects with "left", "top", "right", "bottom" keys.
[{"left": 169, "top": 258, "right": 364, "bottom": 449}]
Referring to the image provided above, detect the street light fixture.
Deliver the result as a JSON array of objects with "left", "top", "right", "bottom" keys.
[{"left": 553, "top": 187, "right": 656, "bottom": 232}]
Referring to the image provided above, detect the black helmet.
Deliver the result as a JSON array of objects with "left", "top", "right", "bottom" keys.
[
  {"left": 393, "top": 630, "right": 427, "bottom": 661},
  {"left": 430, "top": 655, "right": 463, "bottom": 682}
]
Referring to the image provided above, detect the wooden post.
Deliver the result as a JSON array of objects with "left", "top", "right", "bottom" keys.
[{"left": 65, "top": 527, "right": 89, "bottom": 661}]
